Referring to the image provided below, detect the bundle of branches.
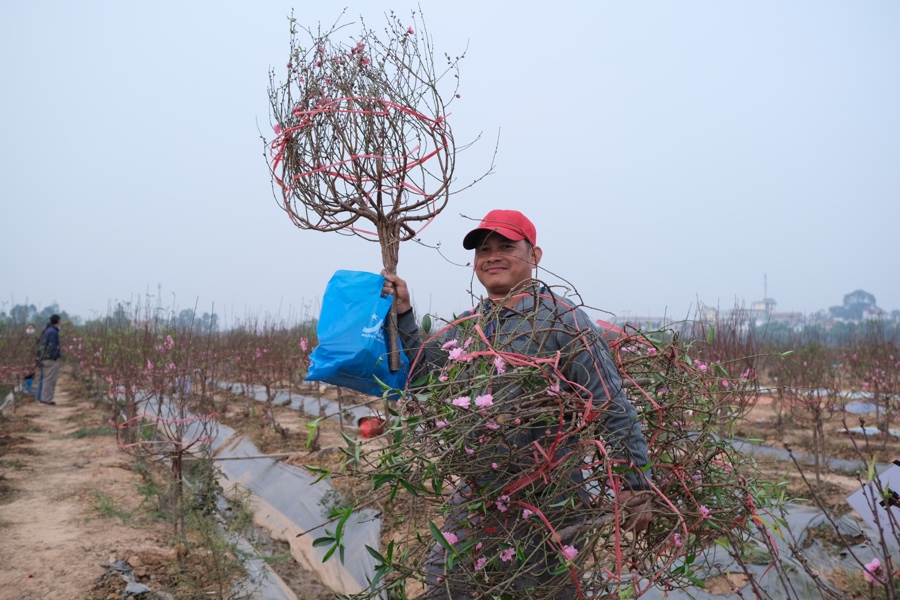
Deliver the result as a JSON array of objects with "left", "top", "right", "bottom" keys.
[
  {"left": 313, "top": 285, "right": 779, "bottom": 600},
  {"left": 266, "top": 11, "right": 483, "bottom": 369}
]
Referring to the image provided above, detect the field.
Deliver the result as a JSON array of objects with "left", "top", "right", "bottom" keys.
[{"left": 1, "top": 315, "right": 899, "bottom": 599}]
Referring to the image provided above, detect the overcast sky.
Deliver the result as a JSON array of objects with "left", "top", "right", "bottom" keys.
[{"left": 2, "top": 1, "right": 898, "bottom": 326}]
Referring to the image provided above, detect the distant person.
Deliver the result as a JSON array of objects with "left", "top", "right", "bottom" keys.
[
  {"left": 36, "top": 315, "right": 62, "bottom": 406},
  {"left": 22, "top": 323, "right": 36, "bottom": 394}
]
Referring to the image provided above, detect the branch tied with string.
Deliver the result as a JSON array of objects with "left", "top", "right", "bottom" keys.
[
  {"left": 320, "top": 285, "right": 778, "bottom": 599},
  {"left": 266, "top": 10, "right": 489, "bottom": 370}
]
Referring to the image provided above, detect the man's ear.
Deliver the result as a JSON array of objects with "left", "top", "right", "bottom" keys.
[{"left": 531, "top": 245, "right": 543, "bottom": 267}]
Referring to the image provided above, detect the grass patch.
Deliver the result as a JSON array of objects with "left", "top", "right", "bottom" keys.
[
  {"left": 0, "top": 459, "right": 25, "bottom": 470},
  {"left": 66, "top": 425, "right": 116, "bottom": 439},
  {"left": 261, "top": 552, "right": 294, "bottom": 565},
  {"left": 0, "top": 518, "right": 11, "bottom": 529},
  {"left": 89, "top": 490, "right": 133, "bottom": 523}
]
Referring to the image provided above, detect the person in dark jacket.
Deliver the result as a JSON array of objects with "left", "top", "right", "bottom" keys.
[
  {"left": 36, "top": 314, "right": 62, "bottom": 405},
  {"left": 382, "top": 210, "right": 653, "bottom": 598}
]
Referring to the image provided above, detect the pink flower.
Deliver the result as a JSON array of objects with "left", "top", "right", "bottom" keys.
[
  {"left": 274, "top": 124, "right": 282, "bottom": 134},
  {"left": 167, "top": 363, "right": 176, "bottom": 371},
  {"left": 301, "top": 338, "right": 308, "bottom": 352},
  {"left": 448, "top": 347, "right": 466, "bottom": 361},
  {"left": 499, "top": 548, "right": 515, "bottom": 562},
  {"left": 862, "top": 381, "right": 869, "bottom": 389},
  {"left": 407, "top": 26, "right": 415, "bottom": 35},
  {"left": 475, "top": 542, "right": 483, "bottom": 551},
  {"left": 496, "top": 495, "right": 509, "bottom": 512},
  {"left": 360, "top": 57, "right": 370, "bottom": 66},
  {"left": 465, "top": 447, "right": 474, "bottom": 454},
  {"left": 441, "top": 339, "right": 458, "bottom": 350},
  {"left": 463, "top": 336, "right": 473, "bottom": 349},
  {"left": 438, "top": 375, "right": 448, "bottom": 382},
  {"left": 547, "top": 384, "right": 560, "bottom": 396},
  {"left": 648, "top": 347, "right": 657, "bottom": 356},
  {"left": 522, "top": 509, "right": 533, "bottom": 520},
  {"left": 486, "top": 421, "right": 500, "bottom": 430},
  {"left": 475, "top": 394, "right": 493, "bottom": 408},
  {"left": 863, "top": 557, "right": 885, "bottom": 584},
  {"left": 673, "top": 533, "right": 683, "bottom": 548},
  {"left": 698, "top": 363, "right": 708, "bottom": 372},
  {"left": 514, "top": 418, "right": 521, "bottom": 425},
  {"left": 658, "top": 387, "right": 668, "bottom": 395},
  {"left": 562, "top": 545, "right": 578, "bottom": 560},
  {"left": 435, "top": 420, "right": 448, "bottom": 428},
  {"left": 474, "top": 557, "right": 486, "bottom": 570},
  {"left": 699, "top": 505, "right": 710, "bottom": 519},
  {"left": 452, "top": 396, "right": 471, "bottom": 409},
  {"left": 442, "top": 531, "right": 458, "bottom": 545},
  {"left": 493, "top": 356, "right": 506, "bottom": 373},
  {"left": 740, "top": 369, "right": 753, "bottom": 380},
  {"left": 722, "top": 379, "right": 730, "bottom": 388},
  {"left": 146, "top": 360, "right": 154, "bottom": 371},
  {"left": 491, "top": 462, "right": 498, "bottom": 469}
]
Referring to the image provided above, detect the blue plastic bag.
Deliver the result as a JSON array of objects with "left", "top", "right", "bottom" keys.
[{"left": 306, "top": 270, "right": 409, "bottom": 397}]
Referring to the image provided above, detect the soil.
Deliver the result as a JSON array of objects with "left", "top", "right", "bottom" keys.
[{"left": 0, "top": 373, "right": 336, "bottom": 600}]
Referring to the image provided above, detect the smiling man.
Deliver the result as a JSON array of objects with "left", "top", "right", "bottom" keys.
[{"left": 382, "top": 209, "right": 652, "bottom": 598}]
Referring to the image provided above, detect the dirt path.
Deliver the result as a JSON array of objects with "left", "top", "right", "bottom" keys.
[{"left": 0, "top": 374, "right": 173, "bottom": 599}]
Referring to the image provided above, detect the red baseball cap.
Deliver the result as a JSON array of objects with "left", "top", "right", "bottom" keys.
[{"left": 462, "top": 210, "right": 537, "bottom": 249}]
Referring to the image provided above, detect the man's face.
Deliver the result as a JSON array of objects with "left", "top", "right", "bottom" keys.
[{"left": 473, "top": 233, "right": 541, "bottom": 299}]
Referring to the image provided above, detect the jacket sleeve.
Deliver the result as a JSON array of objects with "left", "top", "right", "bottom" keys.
[
  {"left": 397, "top": 309, "right": 450, "bottom": 386},
  {"left": 555, "top": 308, "right": 651, "bottom": 490}
]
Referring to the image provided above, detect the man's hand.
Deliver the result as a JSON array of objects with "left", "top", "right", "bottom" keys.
[
  {"left": 617, "top": 489, "right": 654, "bottom": 533},
  {"left": 381, "top": 271, "right": 412, "bottom": 314}
]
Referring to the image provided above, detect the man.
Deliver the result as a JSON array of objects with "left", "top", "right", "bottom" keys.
[
  {"left": 36, "top": 314, "right": 62, "bottom": 406},
  {"left": 382, "top": 210, "right": 652, "bottom": 597}
]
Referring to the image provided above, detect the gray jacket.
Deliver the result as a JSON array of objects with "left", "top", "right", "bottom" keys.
[{"left": 397, "top": 286, "right": 651, "bottom": 490}]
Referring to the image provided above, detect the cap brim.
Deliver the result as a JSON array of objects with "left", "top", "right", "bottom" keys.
[{"left": 462, "top": 225, "right": 526, "bottom": 249}]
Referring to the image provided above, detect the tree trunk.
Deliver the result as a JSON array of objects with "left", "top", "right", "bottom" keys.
[{"left": 379, "top": 221, "right": 402, "bottom": 372}]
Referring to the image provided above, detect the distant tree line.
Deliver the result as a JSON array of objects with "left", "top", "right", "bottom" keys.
[{"left": 0, "top": 303, "right": 79, "bottom": 326}]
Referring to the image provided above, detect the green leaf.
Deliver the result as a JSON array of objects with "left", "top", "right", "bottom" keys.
[
  {"left": 707, "top": 327, "right": 714, "bottom": 344},
  {"left": 312, "top": 536, "right": 335, "bottom": 548},
  {"left": 422, "top": 313, "right": 432, "bottom": 334},
  {"left": 366, "top": 545, "right": 387, "bottom": 564},
  {"left": 305, "top": 417, "right": 324, "bottom": 448},
  {"left": 429, "top": 522, "right": 455, "bottom": 553}
]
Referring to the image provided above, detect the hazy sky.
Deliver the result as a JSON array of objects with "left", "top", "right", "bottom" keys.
[{"left": 2, "top": 1, "right": 898, "bottom": 325}]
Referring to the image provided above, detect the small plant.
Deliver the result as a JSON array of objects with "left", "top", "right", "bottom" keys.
[{"left": 89, "top": 490, "right": 133, "bottom": 523}]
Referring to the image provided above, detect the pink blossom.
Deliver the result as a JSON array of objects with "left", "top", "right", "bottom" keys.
[
  {"left": 452, "top": 396, "right": 471, "bottom": 409},
  {"left": 474, "top": 557, "right": 486, "bottom": 570},
  {"left": 547, "top": 384, "right": 560, "bottom": 396},
  {"left": 442, "top": 531, "right": 458, "bottom": 545},
  {"left": 448, "top": 347, "right": 466, "bottom": 361},
  {"left": 463, "top": 336, "right": 473, "bottom": 349},
  {"left": 146, "top": 360, "right": 154, "bottom": 371},
  {"left": 499, "top": 548, "right": 515, "bottom": 562},
  {"left": 648, "top": 347, "right": 657, "bottom": 356},
  {"left": 698, "top": 362, "right": 707, "bottom": 372},
  {"left": 465, "top": 447, "right": 474, "bottom": 454},
  {"left": 493, "top": 356, "right": 506, "bottom": 373},
  {"left": 167, "top": 363, "right": 176, "bottom": 371},
  {"left": 475, "top": 542, "right": 483, "bottom": 551},
  {"left": 407, "top": 26, "right": 415, "bottom": 35},
  {"left": 486, "top": 421, "right": 500, "bottom": 430},
  {"left": 863, "top": 557, "right": 885, "bottom": 584},
  {"left": 673, "top": 533, "right": 683, "bottom": 548},
  {"left": 491, "top": 462, "right": 498, "bottom": 469},
  {"left": 274, "top": 124, "right": 283, "bottom": 134},
  {"left": 658, "top": 387, "right": 668, "bottom": 395},
  {"left": 360, "top": 57, "right": 370, "bottom": 66},
  {"left": 699, "top": 505, "right": 710, "bottom": 519},
  {"left": 166, "top": 335, "right": 174, "bottom": 349},
  {"left": 862, "top": 381, "right": 869, "bottom": 389},
  {"left": 522, "top": 509, "right": 533, "bottom": 520},
  {"left": 441, "top": 339, "right": 458, "bottom": 350},
  {"left": 722, "top": 379, "right": 730, "bottom": 388},
  {"left": 740, "top": 369, "right": 753, "bottom": 380},
  {"left": 496, "top": 495, "right": 509, "bottom": 512},
  {"left": 562, "top": 545, "right": 578, "bottom": 560},
  {"left": 301, "top": 338, "right": 308, "bottom": 352},
  {"left": 435, "top": 420, "right": 448, "bottom": 428},
  {"left": 514, "top": 418, "right": 521, "bottom": 425},
  {"left": 475, "top": 394, "right": 493, "bottom": 408},
  {"left": 438, "top": 375, "right": 448, "bottom": 382}
]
